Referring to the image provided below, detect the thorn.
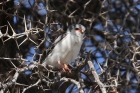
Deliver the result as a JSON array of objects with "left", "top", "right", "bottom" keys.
[
  {"left": 15, "top": 40, "right": 20, "bottom": 50},
  {"left": 19, "top": 38, "right": 27, "bottom": 46},
  {"left": 29, "top": 38, "right": 38, "bottom": 45},
  {"left": 24, "top": 15, "right": 27, "bottom": 31},
  {"left": 7, "top": 21, "right": 16, "bottom": 34}
]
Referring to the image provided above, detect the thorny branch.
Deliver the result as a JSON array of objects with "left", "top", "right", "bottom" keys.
[
  {"left": 88, "top": 61, "right": 106, "bottom": 93},
  {"left": 0, "top": 0, "right": 140, "bottom": 92}
]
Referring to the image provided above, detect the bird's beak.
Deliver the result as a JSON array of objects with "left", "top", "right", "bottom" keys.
[{"left": 76, "top": 29, "right": 83, "bottom": 34}]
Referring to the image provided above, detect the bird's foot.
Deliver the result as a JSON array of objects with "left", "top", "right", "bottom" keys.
[
  {"left": 63, "top": 64, "right": 71, "bottom": 73},
  {"left": 57, "top": 61, "right": 71, "bottom": 73}
]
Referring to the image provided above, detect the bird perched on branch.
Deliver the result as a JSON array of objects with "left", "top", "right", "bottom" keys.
[{"left": 42, "top": 24, "right": 86, "bottom": 73}]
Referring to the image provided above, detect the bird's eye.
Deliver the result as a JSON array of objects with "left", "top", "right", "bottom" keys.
[{"left": 75, "top": 28, "right": 80, "bottom": 30}]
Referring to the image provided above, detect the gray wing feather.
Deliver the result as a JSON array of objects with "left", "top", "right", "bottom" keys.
[
  {"left": 42, "top": 33, "right": 67, "bottom": 66},
  {"left": 54, "top": 33, "right": 67, "bottom": 44}
]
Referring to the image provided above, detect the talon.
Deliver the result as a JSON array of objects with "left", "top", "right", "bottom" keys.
[
  {"left": 57, "top": 61, "right": 71, "bottom": 73},
  {"left": 64, "top": 64, "right": 71, "bottom": 73}
]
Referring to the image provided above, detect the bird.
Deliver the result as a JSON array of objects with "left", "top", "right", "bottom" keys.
[{"left": 42, "top": 24, "right": 86, "bottom": 73}]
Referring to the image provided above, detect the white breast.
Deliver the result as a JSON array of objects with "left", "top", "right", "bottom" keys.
[{"left": 45, "top": 32, "right": 82, "bottom": 67}]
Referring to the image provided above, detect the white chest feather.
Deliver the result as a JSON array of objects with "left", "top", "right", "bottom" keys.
[{"left": 46, "top": 33, "right": 82, "bottom": 66}]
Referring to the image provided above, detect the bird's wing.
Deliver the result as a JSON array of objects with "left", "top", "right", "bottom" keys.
[
  {"left": 45, "top": 33, "right": 67, "bottom": 56},
  {"left": 54, "top": 33, "right": 67, "bottom": 44}
]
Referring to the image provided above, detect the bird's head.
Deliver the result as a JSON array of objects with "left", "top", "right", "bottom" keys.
[{"left": 67, "top": 24, "right": 86, "bottom": 37}]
